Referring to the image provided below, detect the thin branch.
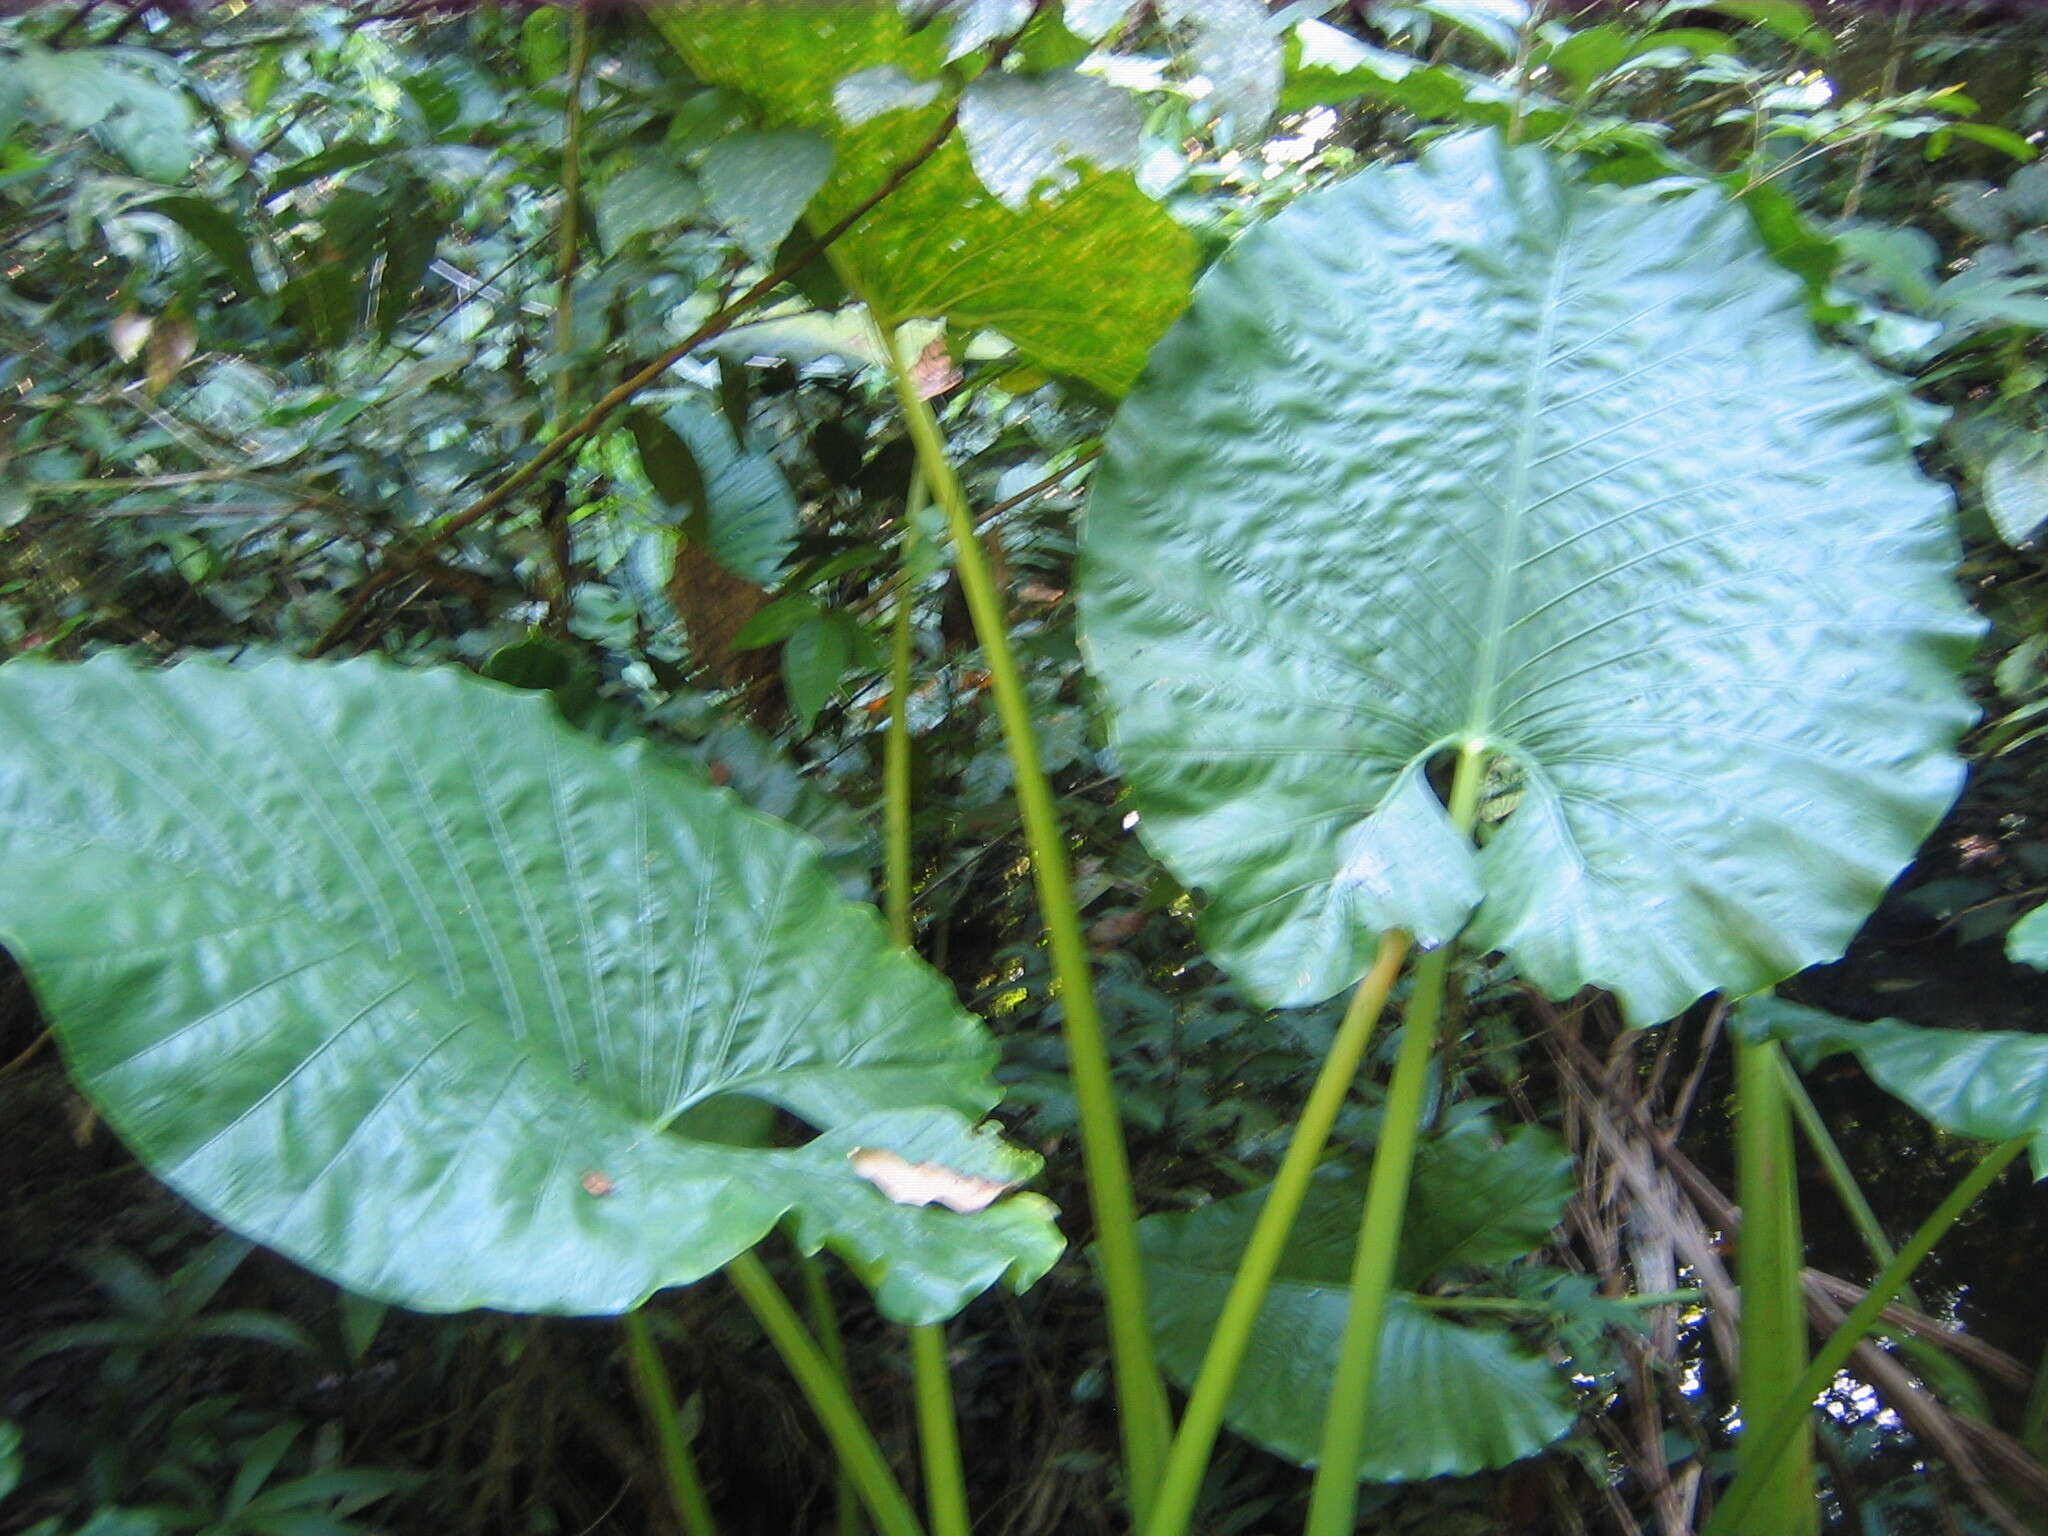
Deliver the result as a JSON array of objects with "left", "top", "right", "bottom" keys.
[
  {"left": 44, "top": 0, "right": 102, "bottom": 44},
  {"left": 308, "top": 105, "right": 962, "bottom": 658}
]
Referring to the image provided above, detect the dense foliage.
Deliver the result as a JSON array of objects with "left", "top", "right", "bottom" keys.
[{"left": 4, "top": 2, "right": 2048, "bottom": 1534}]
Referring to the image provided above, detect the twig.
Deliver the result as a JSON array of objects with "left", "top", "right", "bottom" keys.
[
  {"left": 0, "top": 1028, "right": 53, "bottom": 1080},
  {"left": 1802, "top": 1271, "right": 2034, "bottom": 1393},
  {"left": 308, "top": 105, "right": 963, "bottom": 658},
  {"left": 45, "top": 0, "right": 101, "bottom": 44}
]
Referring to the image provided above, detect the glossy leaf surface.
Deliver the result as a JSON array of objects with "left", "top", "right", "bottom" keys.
[
  {"left": 1081, "top": 132, "right": 1978, "bottom": 1018},
  {"left": 1139, "top": 1125, "right": 1578, "bottom": 1481},
  {"left": 1738, "top": 996, "right": 2048, "bottom": 1175},
  {"left": 0, "top": 658, "right": 1060, "bottom": 1321}
]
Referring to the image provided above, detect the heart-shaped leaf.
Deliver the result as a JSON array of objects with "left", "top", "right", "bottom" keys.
[
  {"left": 1735, "top": 996, "right": 2048, "bottom": 1175},
  {"left": 1080, "top": 132, "right": 1979, "bottom": 1018},
  {"left": 0, "top": 658, "right": 1060, "bottom": 1322},
  {"left": 1139, "top": 1126, "right": 1578, "bottom": 1481}
]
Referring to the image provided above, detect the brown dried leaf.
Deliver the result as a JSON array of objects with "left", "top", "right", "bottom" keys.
[
  {"left": 910, "top": 336, "right": 962, "bottom": 399},
  {"left": 145, "top": 315, "right": 197, "bottom": 396},
  {"left": 849, "top": 1147, "right": 1017, "bottom": 1214}
]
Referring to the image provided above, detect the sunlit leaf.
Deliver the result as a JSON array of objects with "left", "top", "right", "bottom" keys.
[
  {"left": 0, "top": 658, "right": 1060, "bottom": 1322},
  {"left": 1080, "top": 132, "right": 1978, "bottom": 1018},
  {"left": 647, "top": 1, "right": 1195, "bottom": 394},
  {"left": 701, "top": 129, "right": 835, "bottom": 259}
]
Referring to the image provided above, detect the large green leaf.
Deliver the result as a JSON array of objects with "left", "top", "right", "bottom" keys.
[
  {"left": 1079, "top": 132, "right": 1979, "bottom": 1018},
  {"left": 647, "top": 2, "right": 1194, "bottom": 395},
  {"left": 1736, "top": 996, "right": 2048, "bottom": 1175},
  {"left": 0, "top": 658, "right": 1059, "bottom": 1322},
  {"left": 1139, "top": 1126, "right": 1578, "bottom": 1481}
]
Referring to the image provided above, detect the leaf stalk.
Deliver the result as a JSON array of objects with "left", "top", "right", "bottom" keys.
[
  {"left": 1303, "top": 739, "right": 1488, "bottom": 1536},
  {"left": 867, "top": 307, "right": 1173, "bottom": 1520},
  {"left": 725, "top": 1253, "right": 927, "bottom": 1536},
  {"left": 1704, "top": 1135, "right": 2026, "bottom": 1535},
  {"left": 883, "top": 467, "right": 971, "bottom": 1536},
  {"left": 1734, "top": 1037, "right": 1816, "bottom": 1536},
  {"left": 1142, "top": 929, "right": 1411, "bottom": 1536},
  {"left": 622, "top": 1310, "right": 720, "bottom": 1536}
]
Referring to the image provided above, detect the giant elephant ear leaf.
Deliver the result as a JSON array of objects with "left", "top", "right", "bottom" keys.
[
  {"left": 1079, "top": 131, "right": 1980, "bottom": 1019},
  {"left": 0, "top": 658, "right": 1060, "bottom": 1323},
  {"left": 1139, "top": 1126, "right": 1579, "bottom": 1481}
]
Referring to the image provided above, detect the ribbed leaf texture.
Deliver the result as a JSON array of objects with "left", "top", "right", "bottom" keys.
[
  {"left": 0, "top": 658, "right": 1060, "bottom": 1321},
  {"left": 1080, "top": 132, "right": 1980, "bottom": 1019}
]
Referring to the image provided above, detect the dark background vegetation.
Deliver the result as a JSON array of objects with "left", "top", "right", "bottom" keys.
[{"left": 4, "top": 1, "right": 2048, "bottom": 1532}]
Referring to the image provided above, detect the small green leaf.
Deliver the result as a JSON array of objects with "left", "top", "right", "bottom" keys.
[
  {"left": 936, "top": 0, "right": 1035, "bottom": 60},
  {"left": 0, "top": 1419, "right": 21, "bottom": 1504},
  {"left": 1547, "top": 24, "right": 1635, "bottom": 92},
  {"left": 594, "top": 154, "right": 700, "bottom": 252},
  {"left": 1948, "top": 123, "right": 2038, "bottom": 163},
  {"left": 2008, "top": 902, "right": 2048, "bottom": 970},
  {"left": 832, "top": 65, "right": 944, "bottom": 127},
  {"left": 20, "top": 46, "right": 120, "bottom": 129},
  {"left": 628, "top": 409, "right": 709, "bottom": 518},
  {"left": 246, "top": 47, "right": 281, "bottom": 112},
  {"left": 661, "top": 401, "right": 800, "bottom": 585},
  {"left": 482, "top": 633, "right": 599, "bottom": 718},
  {"left": 98, "top": 71, "right": 193, "bottom": 181},
  {"left": 0, "top": 68, "right": 29, "bottom": 143},
  {"left": 783, "top": 611, "right": 859, "bottom": 732},
  {"left": 1064, "top": 0, "right": 1138, "bottom": 41},
  {"left": 1162, "top": 0, "right": 1282, "bottom": 142},
  {"left": 521, "top": 7, "right": 569, "bottom": 85},
  {"left": 959, "top": 68, "right": 1143, "bottom": 209},
  {"left": 375, "top": 192, "right": 442, "bottom": 340},
  {"left": 1691, "top": 0, "right": 1831, "bottom": 54},
  {"left": 144, "top": 196, "right": 262, "bottom": 295},
  {"left": 701, "top": 130, "right": 835, "bottom": 261},
  {"left": 1984, "top": 437, "right": 2048, "bottom": 547},
  {"left": 339, "top": 1291, "right": 388, "bottom": 1364},
  {"left": 267, "top": 140, "right": 397, "bottom": 197},
  {"left": 1394, "top": 0, "right": 1529, "bottom": 55},
  {"left": 1281, "top": 21, "right": 1423, "bottom": 111},
  {"left": 732, "top": 594, "right": 823, "bottom": 651}
]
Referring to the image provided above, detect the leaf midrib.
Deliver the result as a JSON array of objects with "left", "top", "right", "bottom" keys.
[{"left": 1464, "top": 215, "right": 1576, "bottom": 747}]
